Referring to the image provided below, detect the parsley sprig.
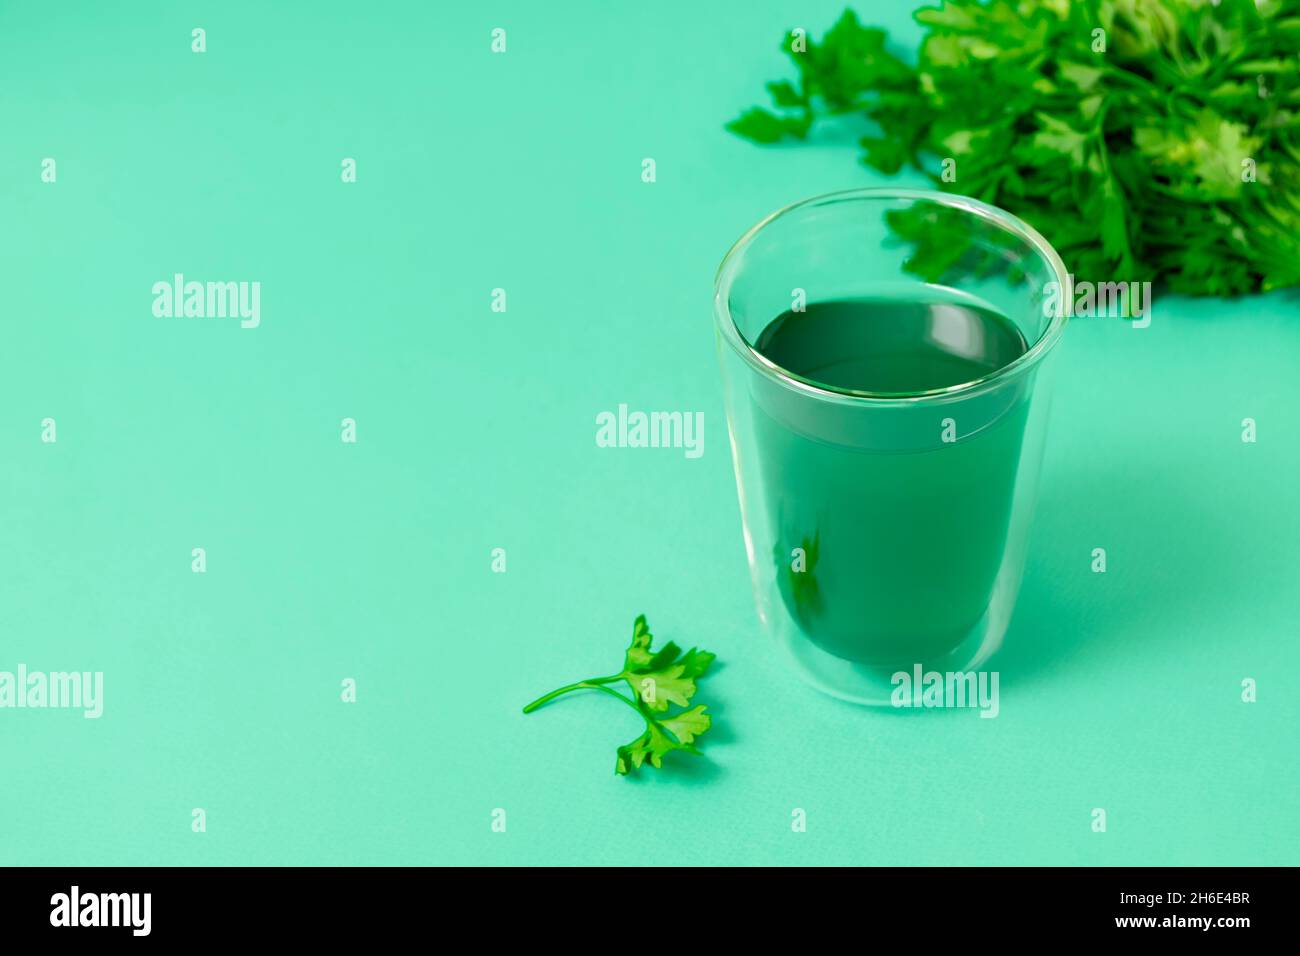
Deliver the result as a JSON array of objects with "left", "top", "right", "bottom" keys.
[
  {"left": 728, "top": 2, "right": 1300, "bottom": 296},
  {"left": 522, "top": 615, "right": 716, "bottom": 775}
]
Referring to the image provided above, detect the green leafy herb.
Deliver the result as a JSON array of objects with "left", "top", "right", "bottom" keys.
[
  {"left": 728, "top": 2, "right": 1300, "bottom": 296},
  {"left": 522, "top": 615, "right": 717, "bottom": 776}
]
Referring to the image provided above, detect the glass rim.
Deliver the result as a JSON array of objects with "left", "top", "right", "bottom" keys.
[{"left": 713, "top": 187, "right": 1071, "bottom": 404}]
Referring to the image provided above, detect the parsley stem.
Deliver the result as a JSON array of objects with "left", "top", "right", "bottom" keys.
[
  {"left": 584, "top": 682, "right": 649, "bottom": 716},
  {"left": 521, "top": 676, "right": 626, "bottom": 714}
]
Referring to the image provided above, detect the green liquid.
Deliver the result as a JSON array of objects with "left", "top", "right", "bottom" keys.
[
  {"left": 751, "top": 296, "right": 1031, "bottom": 665},
  {"left": 756, "top": 298, "right": 1028, "bottom": 395}
]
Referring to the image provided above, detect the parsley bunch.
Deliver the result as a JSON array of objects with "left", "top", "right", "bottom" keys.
[
  {"left": 522, "top": 615, "right": 716, "bottom": 775},
  {"left": 728, "top": 1, "right": 1300, "bottom": 295}
]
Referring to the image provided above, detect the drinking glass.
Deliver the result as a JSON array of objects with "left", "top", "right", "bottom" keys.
[{"left": 713, "top": 188, "right": 1069, "bottom": 704}]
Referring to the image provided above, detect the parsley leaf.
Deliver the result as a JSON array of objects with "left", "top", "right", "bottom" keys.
[
  {"left": 727, "top": 2, "right": 1300, "bottom": 297},
  {"left": 523, "top": 615, "right": 717, "bottom": 776}
]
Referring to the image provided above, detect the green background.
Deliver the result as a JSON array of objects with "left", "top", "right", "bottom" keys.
[{"left": 1, "top": 0, "right": 1296, "bottom": 866}]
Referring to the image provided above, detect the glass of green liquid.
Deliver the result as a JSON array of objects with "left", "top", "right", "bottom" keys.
[{"left": 714, "top": 189, "right": 1069, "bottom": 704}]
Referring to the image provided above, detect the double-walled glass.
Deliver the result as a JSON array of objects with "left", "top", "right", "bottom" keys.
[{"left": 714, "top": 189, "right": 1068, "bottom": 704}]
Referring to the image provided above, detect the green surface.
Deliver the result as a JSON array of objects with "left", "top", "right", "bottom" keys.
[{"left": 0, "top": 1, "right": 1296, "bottom": 866}]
